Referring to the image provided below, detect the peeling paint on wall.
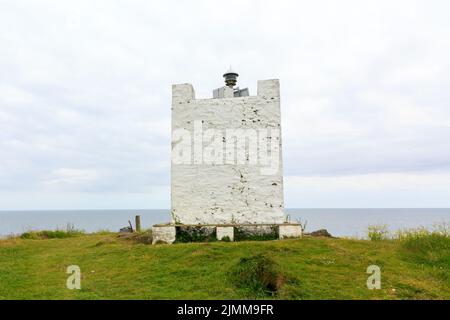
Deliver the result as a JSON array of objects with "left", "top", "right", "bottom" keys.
[{"left": 171, "top": 79, "right": 285, "bottom": 225}]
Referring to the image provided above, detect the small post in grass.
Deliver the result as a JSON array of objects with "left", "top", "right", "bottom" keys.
[{"left": 135, "top": 215, "right": 141, "bottom": 233}]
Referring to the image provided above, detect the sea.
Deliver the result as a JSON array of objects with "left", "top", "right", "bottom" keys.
[{"left": 1, "top": 208, "right": 449, "bottom": 238}]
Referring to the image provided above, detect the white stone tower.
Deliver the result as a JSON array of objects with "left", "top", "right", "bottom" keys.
[{"left": 170, "top": 71, "right": 285, "bottom": 225}]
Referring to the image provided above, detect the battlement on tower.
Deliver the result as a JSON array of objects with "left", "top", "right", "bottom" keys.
[{"left": 172, "top": 78, "right": 280, "bottom": 103}]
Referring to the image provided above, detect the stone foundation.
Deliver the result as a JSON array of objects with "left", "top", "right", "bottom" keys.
[
  {"left": 216, "top": 226, "right": 234, "bottom": 241},
  {"left": 279, "top": 224, "right": 303, "bottom": 239},
  {"left": 152, "top": 225, "right": 176, "bottom": 244},
  {"left": 152, "top": 223, "right": 301, "bottom": 244}
]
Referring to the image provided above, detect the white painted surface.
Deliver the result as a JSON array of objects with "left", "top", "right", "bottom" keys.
[
  {"left": 279, "top": 225, "right": 303, "bottom": 239},
  {"left": 216, "top": 226, "right": 234, "bottom": 241},
  {"left": 171, "top": 80, "right": 285, "bottom": 225},
  {"left": 152, "top": 226, "right": 176, "bottom": 244}
]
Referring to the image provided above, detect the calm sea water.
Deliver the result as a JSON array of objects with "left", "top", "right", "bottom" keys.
[{"left": 0, "top": 209, "right": 449, "bottom": 238}]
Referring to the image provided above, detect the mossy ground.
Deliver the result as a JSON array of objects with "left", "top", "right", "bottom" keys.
[{"left": 0, "top": 234, "right": 448, "bottom": 300}]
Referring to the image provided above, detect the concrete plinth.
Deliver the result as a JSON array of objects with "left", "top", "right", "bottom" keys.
[
  {"left": 216, "top": 226, "right": 234, "bottom": 241},
  {"left": 152, "top": 223, "right": 302, "bottom": 244},
  {"left": 152, "top": 225, "right": 176, "bottom": 244},
  {"left": 279, "top": 224, "right": 302, "bottom": 239}
]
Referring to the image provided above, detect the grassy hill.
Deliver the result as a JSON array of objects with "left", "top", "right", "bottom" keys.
[{"left": 0, "top": 231, "right": 448, "bottom": 300}]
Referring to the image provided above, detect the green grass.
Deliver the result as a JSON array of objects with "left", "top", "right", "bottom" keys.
[
  {"left": 397, "top": 229, "right": 450, "bottom": 285},
  {"left": 230, "top": 254, "right": 284, "bottom": 298},
  {"left": 19, "top": 224, "right": 85, "bottom": 240},
  {"left": 0, "top": 231, "right": 448, "bottom": 300},
  {"left": 367, "top": 224, "right": 389, "bottom": 241}
]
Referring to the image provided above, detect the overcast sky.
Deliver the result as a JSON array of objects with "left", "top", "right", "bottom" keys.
[{"left": 1, "top": 0, "right": 450, "bottom": 210}]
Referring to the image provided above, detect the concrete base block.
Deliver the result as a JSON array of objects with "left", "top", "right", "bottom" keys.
[
  {"left": 152, "top": 225, "right": 176, "bottom": 244},
  {"left": 279, "top": 224, "right": 302, "bottom": 239},
  {"left": 151, "top": 223, "right": 302, "bottom": 244},
  {"left": 216, "top": 226, "right": 234, "bottom": 241}
]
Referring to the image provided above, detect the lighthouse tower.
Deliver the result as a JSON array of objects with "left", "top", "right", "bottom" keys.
[{"left": 152, "top": 70, "right": 302, "bottom": 243}]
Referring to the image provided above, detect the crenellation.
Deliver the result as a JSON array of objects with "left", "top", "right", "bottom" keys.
[
  {"left": 257, "top": 79, "right": 280, "bottom": 99},
  {"left": 172, "top": 83, "right": 195, "bottom": 103}
]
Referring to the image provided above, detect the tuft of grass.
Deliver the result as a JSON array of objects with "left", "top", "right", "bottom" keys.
[
  {"left": 230, "top": 254, "right": 285, "bottom": 297},
  {"left": 401, "top": 233, "right": 449, "bottom": 262},
  {"left": 432, "top": 221, "right": 450, "bottom": 237},
  {"left": 402, "top": 239, "right": 449, "bottom": 283},
  {"left": 367, "top": 224, "right": 389, "bottom": 241},
  {"left": 366, "top": 222, "right": 450, "bottom": 284},
  {"left": 20, "top": 223, "right": 85, "bottom": 240},
  {"left": 367, "top": 222, "right": 449, "bottom": 242},
  {"left": 397, "top": 224, "right": 450, "bottom": 273}
]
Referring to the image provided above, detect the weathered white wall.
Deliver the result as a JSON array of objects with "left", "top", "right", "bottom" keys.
[
  {"left": 279, "top": 225, "right": 303, "bottom": 239},
  {"left": 152, "top": 226, "right": 176, "bottom": 244},
  {"left": 216, "top": 226, "right": 234, "bottom": 241},
  {"left": 171, "top": 80, "right": 285, "bottom": 225}
]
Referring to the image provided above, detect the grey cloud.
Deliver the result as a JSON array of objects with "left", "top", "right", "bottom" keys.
[{"left": 1, "top": 0, "right": 450, "bottom": 208}]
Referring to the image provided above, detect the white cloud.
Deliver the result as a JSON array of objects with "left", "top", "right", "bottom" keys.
[
  {"left": 1, "top": 0, "right": 450, "bottom": 209},
  {"left": 0, "top": 85, "right": 34, "bottom": 105},
  {"left": 41, "top": 168, "right": 100, "bottom": 189},
  {"left": 285, "top": 172, "right": 450, "bottom": 208}
]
